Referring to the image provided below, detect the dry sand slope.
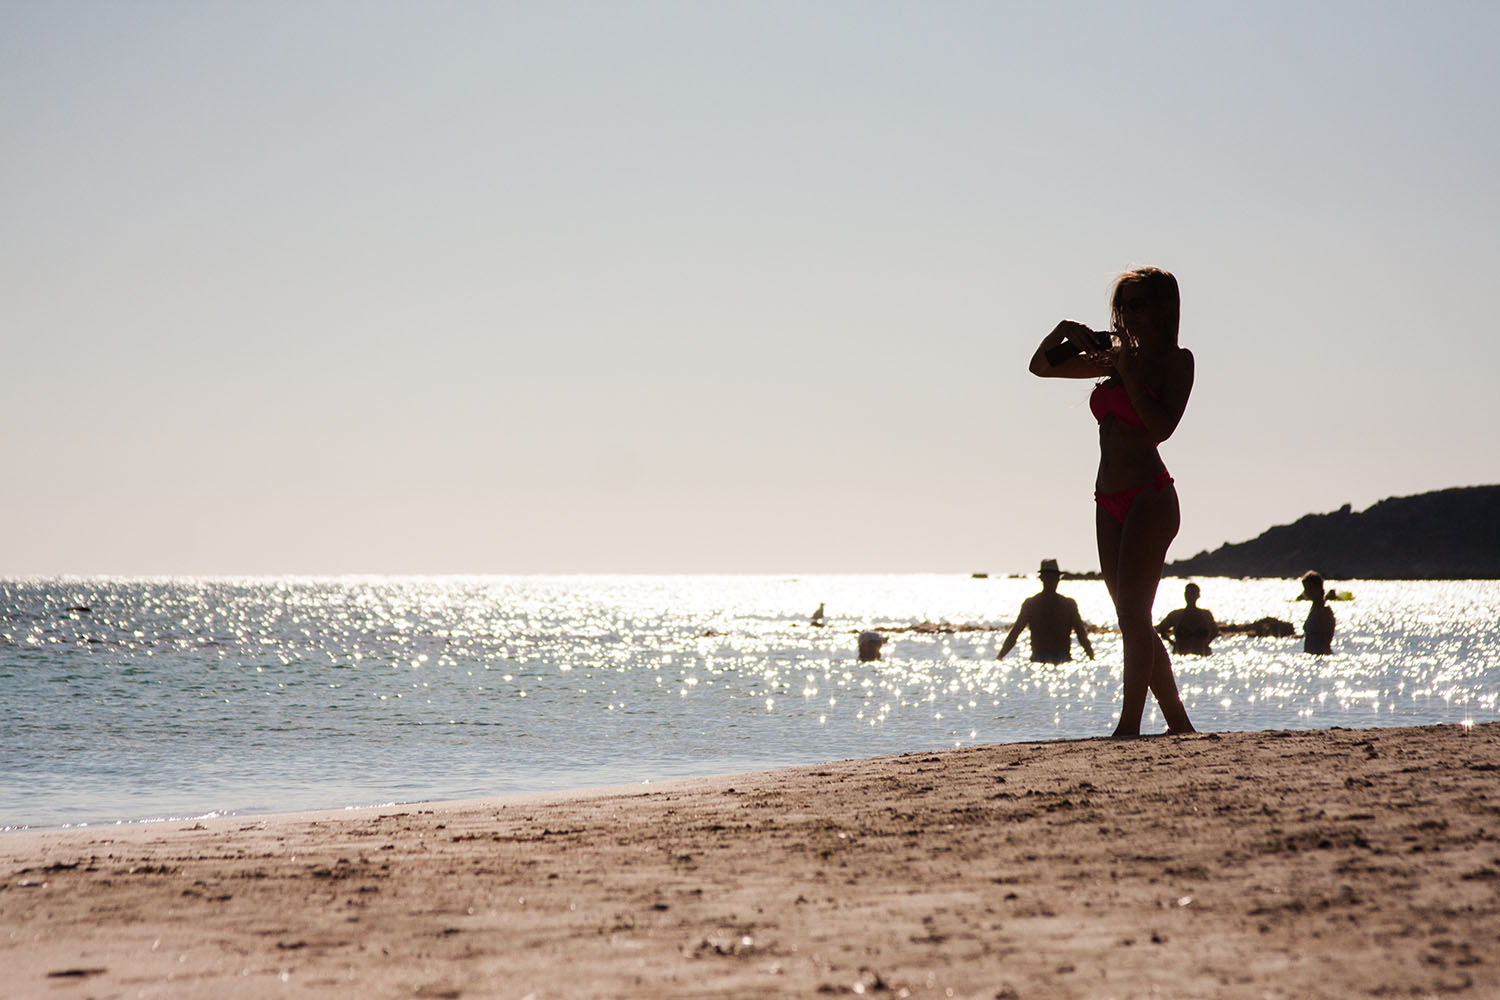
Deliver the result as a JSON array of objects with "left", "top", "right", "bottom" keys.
[{"left": 3, "top": 723, "right": 1498, "bottom": 999}]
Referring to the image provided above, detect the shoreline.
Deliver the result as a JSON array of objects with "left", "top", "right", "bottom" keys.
[
  {"left": 11, "top": 715, "right": 1489, "bottom": 836},
  {"left": 4, "top": 722, "right": 1498, "bottom": 998}
]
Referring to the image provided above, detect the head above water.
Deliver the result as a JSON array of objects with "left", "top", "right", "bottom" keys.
[
  {"left": 1300, "top": 570, "right": 1326, "bottom": 599},
  {"left": 1111, "top": 266, "right": 1180, "bottom": 348}
]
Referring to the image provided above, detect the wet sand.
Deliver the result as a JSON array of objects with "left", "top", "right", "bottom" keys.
[{"left": 4, "top": 723, "right": 1498, "bottom": 999}]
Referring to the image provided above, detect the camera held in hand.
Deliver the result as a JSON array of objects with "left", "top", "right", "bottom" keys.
[{"left": 1044, "top": 328, "right": 1116, "bottom": 367}]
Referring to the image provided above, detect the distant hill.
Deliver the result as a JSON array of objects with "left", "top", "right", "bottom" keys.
[{"left": 1165, "top": 485, "right": 1500, "bottom": 579}]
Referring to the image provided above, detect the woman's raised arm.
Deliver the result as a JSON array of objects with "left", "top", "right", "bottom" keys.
[{"left": 1030, "top": 320, "right": 1116, "bottom": 379}]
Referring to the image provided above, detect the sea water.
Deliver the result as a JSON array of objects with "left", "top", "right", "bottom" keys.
[{"left": 2, "top": 575, "right": 1496, "bottom": 830}]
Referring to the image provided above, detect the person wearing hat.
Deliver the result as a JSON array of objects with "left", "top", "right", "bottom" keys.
[{"left": 997, "top": 559, "right": 1095, "bottom": 664}]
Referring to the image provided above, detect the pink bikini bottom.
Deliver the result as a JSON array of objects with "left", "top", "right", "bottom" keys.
[{"left": 1095, "top": 470, "right": 1173, "bottom": 525}]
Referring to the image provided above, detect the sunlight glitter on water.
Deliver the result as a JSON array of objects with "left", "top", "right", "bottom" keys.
[{"left": 2, "top": 574, "right": 1497, "bottom": 828}]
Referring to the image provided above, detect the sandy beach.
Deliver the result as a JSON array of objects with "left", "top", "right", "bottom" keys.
[{"left": 4, "top": 723, "right": 1497, "bottom": 999}]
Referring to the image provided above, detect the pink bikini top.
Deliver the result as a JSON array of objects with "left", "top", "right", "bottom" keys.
[{"left": 1089, "top": 381, "right": 1146, "bottom": 429}]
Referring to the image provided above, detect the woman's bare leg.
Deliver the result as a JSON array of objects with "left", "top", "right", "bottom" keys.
[
  {"left": 1150, "top": 636, "right": 1194, "bottom": 733},
  {"left": 1096, "top": 507, "right": 1121, "bottom": 604},
  {"left": 1101, "top": 485, "right": 1193, "bottom": 737}
]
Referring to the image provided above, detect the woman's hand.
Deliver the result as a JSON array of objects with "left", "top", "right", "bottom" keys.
[
  {"left": 1031, "top": 320, "right": 1116, "bottom": 378},
  {"left": 1057, "top": 320, "right": 1110, "bottom": 357}
]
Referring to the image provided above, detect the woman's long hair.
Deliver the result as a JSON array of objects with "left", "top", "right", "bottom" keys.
[{"left": 1110, "top": 267, "right": 1180, "bottom": 347}]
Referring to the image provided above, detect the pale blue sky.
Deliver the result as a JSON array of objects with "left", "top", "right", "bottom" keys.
[{"left": 4, "top": 1, "right": 1497, "bottom": 574}]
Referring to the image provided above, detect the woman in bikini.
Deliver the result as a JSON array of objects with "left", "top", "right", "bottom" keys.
[{"left": 1028, "top": 267, "right": 1196, "bottom": 738}]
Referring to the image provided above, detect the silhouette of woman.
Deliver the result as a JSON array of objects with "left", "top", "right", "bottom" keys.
[{"left": 1029, "top": 267, "right": 1196, "bottom": 737}]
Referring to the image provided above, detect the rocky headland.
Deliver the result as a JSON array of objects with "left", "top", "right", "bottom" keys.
[{"left": 1166, "top": 484, "right": 1500, "bottom": 579}]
